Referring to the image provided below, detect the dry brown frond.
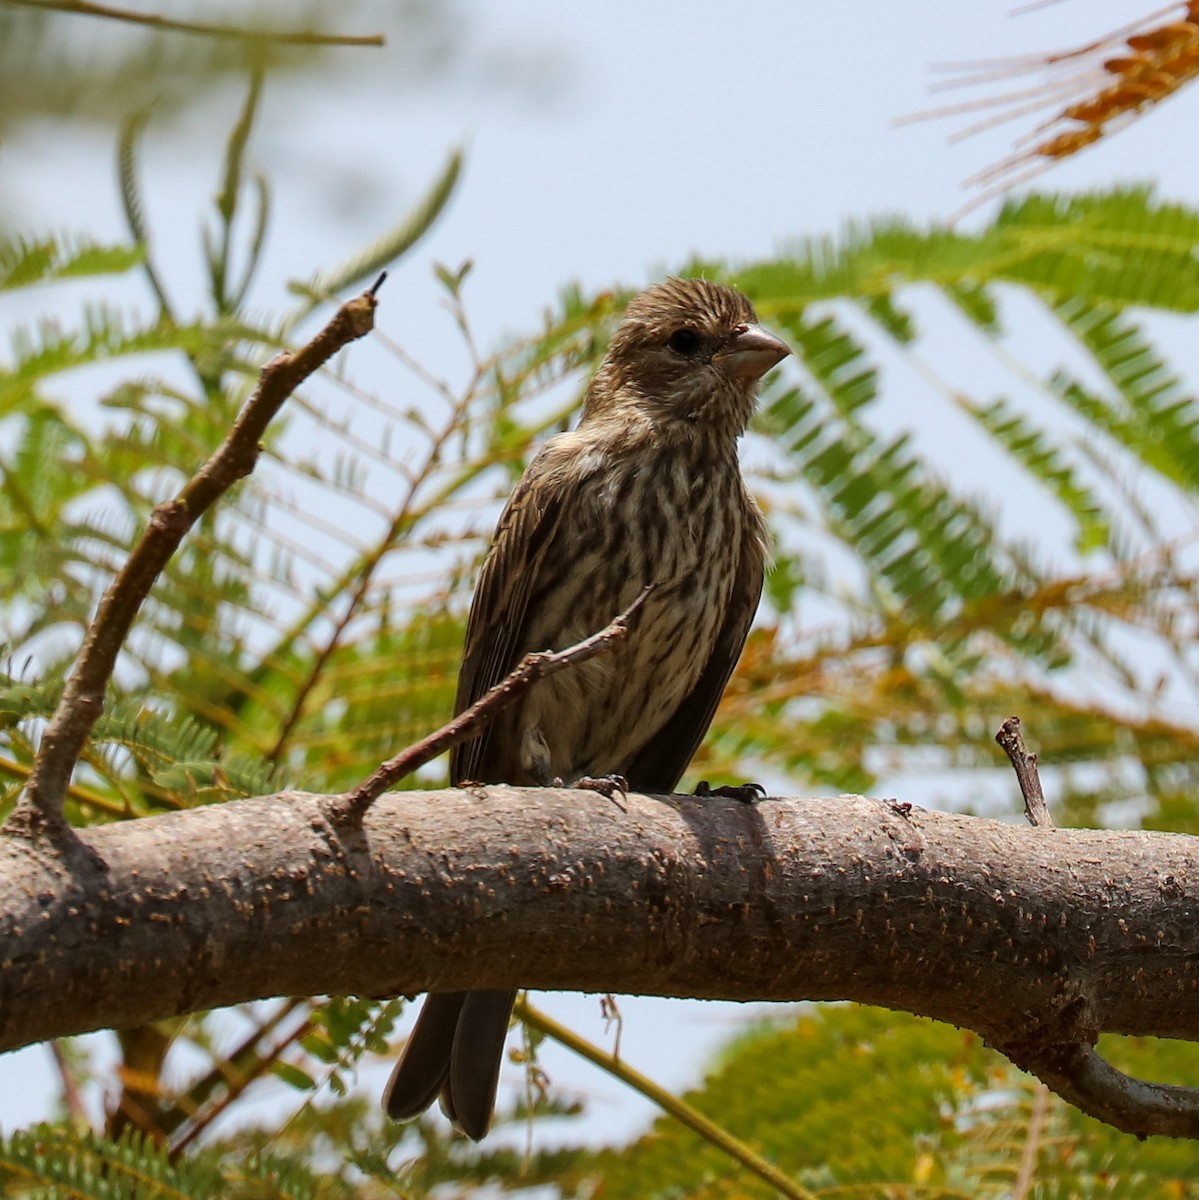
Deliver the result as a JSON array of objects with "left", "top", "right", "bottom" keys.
[{"left": 905, "top": 4, "right": 1199, "bottom": 215}]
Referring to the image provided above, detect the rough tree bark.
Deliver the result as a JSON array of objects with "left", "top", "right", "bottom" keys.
[{"left": 2, "top": 784, "right": 1198, "bottom": 1136}]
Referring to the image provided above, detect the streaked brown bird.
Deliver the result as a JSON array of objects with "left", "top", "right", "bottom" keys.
[{"left": 383, "top": 277, "right": 790, "bottom": 1140}]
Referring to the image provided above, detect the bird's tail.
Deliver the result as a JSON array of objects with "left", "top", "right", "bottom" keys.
[{"left": 383, "top": 989, "right": 517, "bottom": 1141}]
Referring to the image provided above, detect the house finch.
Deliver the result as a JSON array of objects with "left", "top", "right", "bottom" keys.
[{"left": 383, "top": 277, "right": 790, "bottom": 1140}]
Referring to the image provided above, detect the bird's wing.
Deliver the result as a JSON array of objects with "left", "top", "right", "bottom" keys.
[
  {"left": 449, "top": 453, "right": 566, "bottom": 786},
  {"left": 621, "top": 531, "right": 764, "bottom": 794}
]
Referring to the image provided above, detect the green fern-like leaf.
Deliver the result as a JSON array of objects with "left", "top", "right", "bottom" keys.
[
  {"left": 1052, "top": 300, "right": 1199, "bottom": 493},
  {"left": 785, "top": 309, "right": 879, "bottom": 417},
  {"left": 0, "top": 1125, "right": 225, "bottom": 1200},
  {"left": 0, "top": 233, "right": 143, "bottom": 293},
  {"left": 966, "top": 397, "right": 1110, "bottom": 552},
  {"left": 0, "top": 681, "right": 280, "bottom": 809},
  {"left": 1, "top": 307, "right": 231, "bottom": 417},
  {"left": 944, "top": 279, "right": 1001, "bottom": 334},
  {"left": 769, "top": 385, "right": 1014, "bottom": 626},
  {"left": 285, "top": 145, "right": 462, "bottom": 325},
  {"left": 581, "top": 1008, "right": 1199, "bottom": 1200},
  {"left": 996, "top": 187, "right": 1199, "bottom": 311},
  {"left": 740, "top": 187, "right": 1199, "bottom": 313},
  {"left": 0, "top": 1125, "right": 331, "bottom": 1200},
  {"left": 584, "top": 1007, "right": 988, "bottom": 1199},
  {"left": 303, "top": 998, "right": 402, "bottom": 1096}
]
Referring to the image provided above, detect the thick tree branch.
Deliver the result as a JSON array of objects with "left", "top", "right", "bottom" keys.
[
  {"left": 7, "top": 279, "right": 383, "bottom": 837},
  {"left": 3, "top": 786, "right": 1199, "bottom": 1138}
]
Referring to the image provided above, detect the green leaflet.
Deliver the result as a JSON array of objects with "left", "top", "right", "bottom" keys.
[
  {"left": 0, "top": 1124, "right": 326, "bottom": 1199},
  {"left": 966, "top": 397, "right": 1110, "bottom": 553},
  {"left": 285, "top": 145, "right": 463, "bottom": 329},
  {"left": 739, "top": 187, "right": 1199, "bottom": 312},
  {"left": 0, "top": 682, "right": 280, "bottom": 810},
  {"left": 1052, "top": 299, "right": 1199, "bottom": 492},
  {"left": 0, "top": 1125, "right": 226, "bottom": 1200},
  {"left": 0, "top": 234, "right": 143, "bottom": 293},
  {"left": 585, "top": 1006, "right": 1199, "bottom": 1199},
  {"left": 0, "top": 307, "right": 235, "bottom": 417}
]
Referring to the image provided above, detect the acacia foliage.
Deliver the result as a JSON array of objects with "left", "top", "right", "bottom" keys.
[{"left": 4, "top": 77, "right": 1199, "bottom": 1197}]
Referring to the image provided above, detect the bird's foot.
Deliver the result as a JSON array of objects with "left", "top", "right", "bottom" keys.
[
  {"left": 455, "top": 779, "right": 490, "bottom": 801},
  {"left": 564, "top": 773, "right": 629, "bottom": 811},
  {"left": 694, "top": 780, "right": 766, "bottom": 804}
]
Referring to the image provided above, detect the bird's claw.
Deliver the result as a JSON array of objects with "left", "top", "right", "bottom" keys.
[
  {"left": 694, "top": 780, "right": 766, "bottom": 804},
  {"left": 571, "top": 774, "right": 629, "bottom": 810}
]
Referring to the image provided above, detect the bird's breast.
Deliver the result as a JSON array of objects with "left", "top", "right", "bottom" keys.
[{"left": 510, "top": 452, "right": 751, "bottom": 783}]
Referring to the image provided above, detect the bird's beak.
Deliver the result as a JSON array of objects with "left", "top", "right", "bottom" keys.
[{"left": 713, "top": 324, "right": 791, "bottom": 382}]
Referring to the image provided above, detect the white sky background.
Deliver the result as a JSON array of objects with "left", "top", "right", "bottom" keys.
[{"left": 3, "top": 0, "right": 1199, "bottom": 1153}]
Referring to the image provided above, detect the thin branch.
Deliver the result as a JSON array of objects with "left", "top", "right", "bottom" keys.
[
  {"left": 164, "top": 998, "right": 306, "bottom": 1137},
  {"left": 48, "top": 1041, "right": 89, "bottom": 1126},
  {"left": 267, "top": 361, "right": 481, "bottom": 765},
  {"left": 7, "top": 276, "right": 385, "bottom": 838},
  {"left": 9, "top": 0, "right": 384, "bottom": 46},
  {"left": 517, "top": 999, "right": 819, "bottom": 1200},
  {"left": 1022, "top": 1041, "right": 1199, "bottom": 1140},
  {"left": 995, "top": 715, "right": 1055, "bottom": 829},
  {"left": 329, "top": 586, "right": 654, "bottom": 823},
  {"left": 168, "top": 1007, "right": 315, "bottom": 1156}
]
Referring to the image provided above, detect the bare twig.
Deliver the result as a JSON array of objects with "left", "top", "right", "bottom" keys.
[
  {"left": 600, "top": 993, "right": 624, "bottom": 1060},
  {"left": 168, "top": 1006, "right": 315, "bottom": 1156},
  {"left": 267, "top": 359, "right": 481, "bottom": 765},
  {"left": 48, "top": 1041, "right": 89, "bottom": 1126},
  {"left": 10, "top": 0, "right": 384, "bottom": 45},
  {"left": 8, "top": 277, "right": 384, "bottom": 839},
  {"left": 517, "top": 999, "right": 819, "bottom": 1200},
  {"left": 164, "top": 998, "right": 305, "bottom": 1140},
  {"left": 996, "top": 716, "right": 1055, "bottom": 829},
  {"left": 330, "top": 586, "right": 654, "bottom": 823}
]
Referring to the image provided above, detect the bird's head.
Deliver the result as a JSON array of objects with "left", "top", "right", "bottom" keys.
[{"left": 583, "top": 277, "right": 790, "bottom": 439}]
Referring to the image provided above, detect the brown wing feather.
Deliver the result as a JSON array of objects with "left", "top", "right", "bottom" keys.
[
  {"left": 620, "top": 532, "right": 764, "bottom": 793},
  {"left": 449, "top": 456, "right": 565, "bottom": 786}
]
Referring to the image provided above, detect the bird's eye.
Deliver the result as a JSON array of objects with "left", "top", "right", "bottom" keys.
[{"left": 667, "top": 327, "right": 701, "bottom": 356}]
